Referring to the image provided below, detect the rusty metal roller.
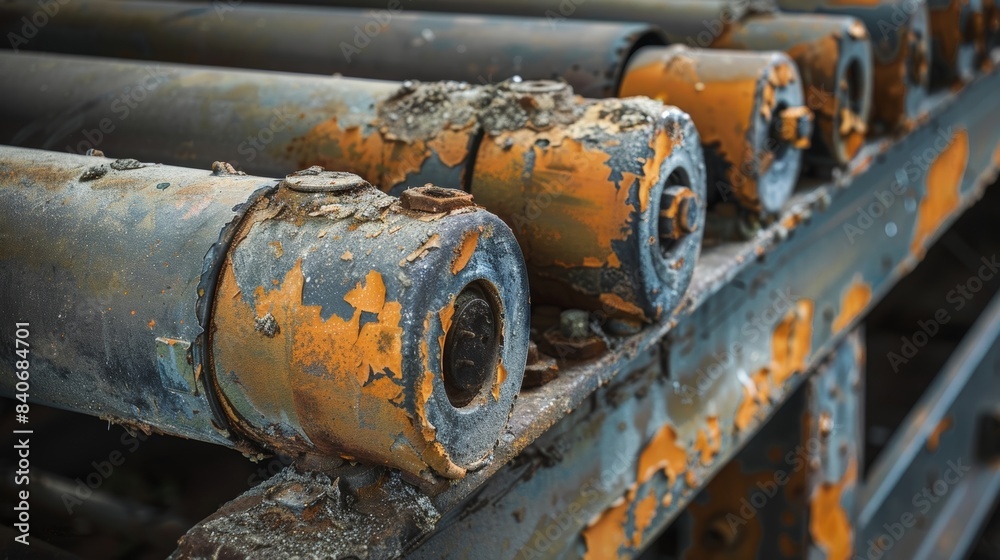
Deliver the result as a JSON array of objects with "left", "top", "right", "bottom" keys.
[
  {"left": 0, "top": 0, "right": 666, "bottom": 100},
  {"left": 776, "top": 0, "right": 931, "bottom": 133},
  {"left": 620, "top": 46, "right": 810, "bottom": 215},
  {"left": 707, "top": 12, "right": 873, "bottom": 168},
  {"left": 468, "top": 81, "right": 706, "bottom": 321},
  {"left": 0, "top": 53, "right": 705, "bottom": 323},
  {"left": 0, "top": 147, "right": 530, "bottom": 481},
  {"left": 926, "top": 0, "right": 988, "bottom": 84}
]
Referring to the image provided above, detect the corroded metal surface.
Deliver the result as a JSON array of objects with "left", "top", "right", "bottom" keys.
[
  {"left": 710, "top": 12, "right": 874, "bottom": 167},
  {"left": 927, "top": 0, "right": 985, "bottom": 85},
  {"left": 621, "top": 45, "right": 809, "bottom": 215},
  {"left": 0, "top": 148, "right": 532, "bottom": 483},
  {"left": 170, "top": 57, "right": 1000, "bottom": 560},
  {"left": 0, "top": 53, "right": 705, "bottom": 323},
  {"left": 0, "top": 0, "right": 667, "bottom": 99},
  {"left": 674, "top": 330, "right": 863, "bottom": 560},
  {"left": 776, "top": 0, "right": 932, "bottom": 133},
  {"left": 859, "top": 290, "right": 1000, "bottom": 560}
]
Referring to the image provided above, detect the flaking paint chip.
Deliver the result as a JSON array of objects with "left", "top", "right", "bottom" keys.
[{"left": 341, "top": 251, "right": 353, "bottom": 261}]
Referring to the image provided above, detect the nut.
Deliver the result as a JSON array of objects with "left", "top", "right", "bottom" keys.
[
  {"left": 281, "top": 168, "right": 370, "bottom": 193},
  {"left": 400, "top": 185, "right": 475, "bottom": 213}
]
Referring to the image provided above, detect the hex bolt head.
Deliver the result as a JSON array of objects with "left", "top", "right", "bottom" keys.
[
  {"left": 281, "top": 167, "right": 371, "bottom": 193},
  {"left": 442, "top": 284, "right": 501, "bottom": 409},
  {"left": 559, "top": 309, "right": 590, "bottom": 340},
  {"left": 775, "top": 106, "right": 814, "bottom": 150},
  {"left": 659, "top": 186, "right": 699, "bottom": 240},
  {"left": 400, "top": 185, "right": 475, "bottom": 213}
]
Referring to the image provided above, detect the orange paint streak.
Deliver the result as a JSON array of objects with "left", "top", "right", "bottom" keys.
[
  {"left": 832, "top": 277, "right": 872, "bottom": 334},
  {"left": 492, "top": 361, "right": 507, "bottom": 402},
  {"left": 809, "top": 457, "right": 858, "bottom": 560},
  {"left": 637, "top": 424, "right": 688, "bottom": 486},
  {"left": 599, "top": 293, "right": 647, "bottom": 320},
  {"left": 927, "top": 417, "right": 954, "bottom": 452},
  {"left": 770, "top": 301, "right": 815, "bottom": 387},
  {"left": 621, "top": 49, "right": 774, "bottom": 210},
  {"left": 212, "top": 259, "right": 463, "bottom": 478},
  {"left": 693, "top": 416, "right": 722, "bottom": 466},
  {"left": 451, "top": 230, "right": 480, "bottom": 275},
  {"left": 736, "top": 369, "right": 772, "bottom": 432},
  {"left": 631, "top": 491, "right": 658, "bottom": 548},
  {"left": 582, "top": 498, "right": 630, "bottom": 560},
  {"left": 911, "top": 129, "right": 969, "bottom": 256}
]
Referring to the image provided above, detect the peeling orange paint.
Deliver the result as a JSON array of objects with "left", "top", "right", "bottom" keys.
[
  {"left": 451, "top": 230, "right": 480, "bottom": 274},
  {"left": 911, "top": 129, "right": 969, "bottom": 256},
  {"left": 771, "top": 300, "right": 815, "bottom": 387},
  {"left": 621, "top": 48, "right": 791, "bottom": 211},
  {"left": 832, "top": 277, "right": 872, "bottom": 333},
  {"left": 736, "top": 369, "right": 772, "bottom": 432},
  {"left": 809, "top": 457, "right": 858, "bottom": 560},
  {"left": 212, "top": 255, "right": 463, "bottom": 479},
  {"left": 927, "top": 417, "right": 954, "bottom": 452},
  {"left": 637, "top": 424, "right": 688, "bottom": 486},
  {"left": 582, "top": 498, "right": 630, "bottom": 560},
  {"left": 693, "top": 416, "right": 722, "bottom": 466},
  {"left": 631, "top": 491, "right": 658, "bottom": 548}
]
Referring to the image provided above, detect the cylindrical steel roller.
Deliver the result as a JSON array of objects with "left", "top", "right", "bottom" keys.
[
  {"left": 0, "top": 147, "right": 530, "bottom": 481},
  {"left": 0, "top": 52, "right": 705, "bottom": 322},
  {"left": 926, "top": 0, "right": 986, "bottom": 84},
  {"left": 620, "top": 45, "right": 810, "bottom": 214},
  {"left": 0, "top": 0, "right": 667, "bottom": 99},
  {"left": 776, "top": 0, "right": 931, "bottom": 133},
  {"left": 709, "top": 12, "right": 873, "bottom": 167},
  {"left": 469, "top": 82, "right": 706, "bottom": 319}
]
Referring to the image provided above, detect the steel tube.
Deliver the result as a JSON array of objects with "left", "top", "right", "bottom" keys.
[
  {"left": 0, "top": 0, "right": 810, "bottom": 218},
  {"left": 0, "top": 52, "right": 705, "bottom": 322},
  {"left": 0, "top": 0, "right": 667, "bottom": 99},
  {"left": 927, "top": 0, "right": 986, "bottom": 84},
  {"left": 0, "top": 146, "right": 531, "bottom": 481},
  {"left": 708, "top": 12, "right": 873, "bottom": 167},
  {"left": 620, "top": 45, "right": 810, "bottom": 214},
  {"left": 776, "top": 0, "right": 932, "bottom": 133}
]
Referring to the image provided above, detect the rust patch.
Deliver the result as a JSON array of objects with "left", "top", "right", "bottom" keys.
[
  {"left": 771, "top": 301, "right": 815, "bottom": 387},
  {"left": 683, "top": 461, "right": 769, "bottom": 560},
  {"left": 620, "top": 49, "right": 778, "bottom": 210},
  {"left": 927, "top": 416, "right": 954, "bottom": 452},
  {"left": 911, "top": 129, "right": 969, "bottom": 256},
  {"left": 693, "top": 416, "right": 722, "bottom": 466},
  {"left": 582, "top": 498, "right": 630, "bottom": 560},
  {"left": 809, "top": 457, "right": 858, "bottom": 560},
  {"left": 637, "top": 423, "right": 688, "bottom": 486},
  {"left": 631, "top": 490, "right": 658, "bottom": 548},
  {"left": 451, "top": 230, "right": 480, "bottom": 274},
  {"left": 832, "top": 277, "right": 872, "bottom": 333},
  {"left": 736, "top": 369, "right": 772, "bottom": 433}
]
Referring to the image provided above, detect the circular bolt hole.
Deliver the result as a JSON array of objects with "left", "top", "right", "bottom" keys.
[{"left": 442, "top": 283, "right": 501, "bottom": 408}]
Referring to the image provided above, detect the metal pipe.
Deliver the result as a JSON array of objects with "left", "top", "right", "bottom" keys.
[
  {"left": 0, "top": 52, "right": 705, "bottom": 322},
  {"left": 0, "top": 146, "right": 530, "bottom": 481},
  {"left": 0, "top": 0, "right": 668, "bottom": 99},
  {"left": 620, "top": 45, "right": 810, "bottom": 214},
  {"left": 0, "top": 0, "right": 799, "bottom": 218},
  {"left": 708, "top": 12, "right": 873, "bottom": 167},
  {"left": 924, "top": 0, "right": 986, "bottom": 84},
  {"left": 775, "top": 0, "right": 932, "bottom": 133}
]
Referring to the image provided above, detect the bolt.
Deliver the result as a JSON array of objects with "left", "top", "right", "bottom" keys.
[
  {"left": 211, "top": 161, "right": 245, "bottom": 176},
  {"left": 442, "top": 284, "right": 500, "bottom": 408},
  {"left": 819, "top": 411, "right": 834, "bottom": 439},
  {"left": 559, "top": 309, "right": 590, "bottom": 340},
  {"left": 281, "top": 168, "right": 370, "bottom": 193},
  {"left": 84, "top": 148, "right": 105, "bottom": 157},
  {"left": 659, "top": 186, "right": 699, "bottom": 240},
  {"left": 774, "top": 106, "right": 813, "bottom": 150},
  {"left": 400, "top": 185, "right": 475, "bottom": 213}
]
